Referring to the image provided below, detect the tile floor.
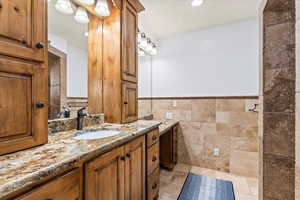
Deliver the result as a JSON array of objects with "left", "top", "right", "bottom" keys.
[{"left": 159, "top": 164, "right": 258, "bottom": 200}]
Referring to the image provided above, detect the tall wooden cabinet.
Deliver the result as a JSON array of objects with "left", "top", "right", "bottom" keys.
[
  {"left": 0, "top": 0, "right": 48, "bottom": 155},
  {"left": 88, "top": 0, "right": 144, "bottom": 123}
]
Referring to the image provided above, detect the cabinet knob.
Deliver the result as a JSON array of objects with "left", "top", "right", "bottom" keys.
[
  {"left": 126, "top": 153, "right": 131, "bottom": 158},
  {"left": 124, "top": 101, "right": 128, "bottom": 105},
  {"left": 152, "top": 136, "right": 157, "bottom": 141},
  {"left": 120, "top": 156, "right": 126, "bottom": 161},
  {"left": 36, "top": 42, "right": 45, "bottom": 49},
  {"left": 152, "top": 156, "right": 157, "bottom": 162},
  {"left": 36, "top": 102, "right": 45, "bottom": 108},
  {"left": 152, "top": 183, "right": 157, "bottom": 190}
]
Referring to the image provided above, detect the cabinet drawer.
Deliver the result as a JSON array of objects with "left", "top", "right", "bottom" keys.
[
  {"left": 17, "top": 169, "right": 82, "bottom": 200},
  {"left": 147, "top": 128, "right": 159, "bottom": 148},
  {"left": 147, "top": 142, "right": 159, "bottom": 176},
  {"left": 147, "top": 167, "right": 160, "bottom": 200}
]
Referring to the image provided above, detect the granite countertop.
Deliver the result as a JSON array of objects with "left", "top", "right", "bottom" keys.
[
  {"left": 0, "top": 120, "right": 161, "bottom": 199},
  {"left": 159, "top": 119, "right": 180, "bottom": 136}
]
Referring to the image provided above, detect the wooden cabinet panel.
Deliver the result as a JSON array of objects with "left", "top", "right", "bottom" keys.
[
  {"left": 125, "top": 136, "right": 145, "bottom": 200},
  {"left": 122, "top": 82, "right": 138, "bottom": 123},
  {"left": 0, "top": 56, "right": 48, "bottom": 155},
  {"left": 146, "top": 129, "right": 159, "bottom": 148},
  {"left": 147, "top": 142, "right": 159, "bottom": 176},
  {"left": 147, "top": 167, "right": 160, "bottom": 200},
  {"left": 17, "top": 168, "right": 82, "bottom": 200},
  {"left": 173, "top": 125, "right": 178, "bottom": 164},
  {"left": 122, "top": 0, "right": 138, "bottom": 83},
  {"left": 0, "top": 0, "right": 46, "bottom": 61},
  {"left": 85, "top": 146, "right": 125, "bottom": 200}
]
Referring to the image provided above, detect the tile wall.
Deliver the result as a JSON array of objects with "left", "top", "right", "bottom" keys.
[
  {"left": 139, "top": 97, "right": 259, "bottom": 178},
  {"left": 296, "top": 0, "right": 300, "bottom": 198},
  {"left": 262, "top": 0, "right": 296, "bottom": 200}
]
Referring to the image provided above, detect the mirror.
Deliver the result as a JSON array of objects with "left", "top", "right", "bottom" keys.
[
  {"left": 138, "top": 55, "right": 153, "bottom": 119},
  {"left": 48, "top": 0, "right": 88, "bottom": 120}
]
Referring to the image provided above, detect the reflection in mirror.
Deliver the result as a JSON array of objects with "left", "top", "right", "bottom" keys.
[
  {"left": 138, "top": 55, "right": 153, "bottom": 119},
  {"left": 48, "top": 0, "right": 88, "bottom": 120}
]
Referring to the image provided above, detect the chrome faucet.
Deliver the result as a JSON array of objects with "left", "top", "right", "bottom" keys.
[{"left": 77, "top": 107, "right": 88, "bottom": 130}]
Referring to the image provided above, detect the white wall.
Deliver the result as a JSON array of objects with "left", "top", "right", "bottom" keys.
[
  {"left": 48, "top": 33, "right": 88, "bottom": 97},
  {"left": 139, "top": 19, "right": 259, "bottom": 97},
  {"left": 138, "top": 56, "right": 152, "bottom": 97}
]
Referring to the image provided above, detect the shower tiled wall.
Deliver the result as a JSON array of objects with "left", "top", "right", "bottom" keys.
[{"left": 139, "top": 97, "right": 259, "bottom": 177}]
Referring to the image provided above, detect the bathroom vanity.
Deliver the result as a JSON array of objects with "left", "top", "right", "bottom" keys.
[{"left": 0, "top": 120, "right": 161, "bottom": 200}]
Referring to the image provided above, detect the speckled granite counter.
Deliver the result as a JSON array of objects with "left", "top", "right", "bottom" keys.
[
  {"left": 0, "top": 120, "right": 161, "bottom": 199},
  {"left": 159, "top": 119, "right": 180, "bottom": 136}
]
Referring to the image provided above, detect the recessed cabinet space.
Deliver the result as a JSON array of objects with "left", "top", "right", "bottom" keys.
[
  {"left": 160, "top": 125, "right": 178, "bottom": 170},
  {"left": 85, "top": 136, "right": 145, "bottom": 200},
  {"left": 16, "top": 168, "right": 82, "bottom": 200},
  {"left": 0, "top": 0, "right": 47, "bottom": 62},
  {"left": 0, "top": 56, "right": 48, "bottom": 155}
]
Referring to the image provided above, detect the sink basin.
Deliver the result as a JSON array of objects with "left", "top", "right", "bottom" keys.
[{"left": 74, "top": 129, "right": 121, "bottom": 140}]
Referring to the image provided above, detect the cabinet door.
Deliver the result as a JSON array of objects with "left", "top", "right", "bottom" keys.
[
  {"left": 0, "top": 55, "right": 48, "bottom": 155},
  {"left": 85, "top": 146, "right": 125, "bottom": 200},
  {"left": 122, "top": 81, "right": 138, "bottom": 123},
  {"left": 125, "top": 136, "right": 145, "bottom": 200},
  {"left": 122, "top": 0, "right": 138, "bottom": 83},
  {"left": 17, "top": 169, "right": 82, "bottom": 200},
  {"left": 0, "top": 0, "right": 46, "bottom": 62}
]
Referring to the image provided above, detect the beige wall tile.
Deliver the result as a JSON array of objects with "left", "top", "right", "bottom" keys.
[
  {"left": 138, "top": 99, "right": 152, "bottom": 118},
  {"left": 216, "top": 112, "right": 258, "bottom": 126},
  {"left": 191, "top": 99, "right": 216, "bottom": 122},
  {"left": 216, "top": 99, "right": 245, "bottom": 112},
  {"left": 231, "top": 137, "right": 259, "bottom": 152},
  {"left": 146, "top": 97, "right": 259, "bottom": 177},
  {"left": 230, "top": 150, "right": 259, "bottom": 178},
  {"left": 217, "top": 124, "right": 258, "bottom": 138}
]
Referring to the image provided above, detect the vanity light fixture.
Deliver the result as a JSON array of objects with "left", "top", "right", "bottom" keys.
[
  {"left": 74, "top": 7, "right": 90, "bottom": 23},
  {"left": 150, "top": 44, "right": 157, "bottom": 56},
  {"left": 84, "top": 32, "right": 89, "bottom": 37},
  {"left": 55, "top": 0, "right": 74, "bottom": 15},
  {"left": 191, "top": 0, "right": 204, "bottom": 7},
  {"left": 145, "top": 39, "right": 153, "bottom": 52},
  {"left": 137, "top": 32, "right": 158, "bottom": 56},
  {"left": 76, "top": 0, "right": 95, "bottom": 5},
  {"left": 95, "top": 0, "right": 110, "bottom": 17},
  {"left": 139, "top": 33, "right": 148, "bottom": 49},
  {"left": 138, "top": 49, "right": 146, "bottom": 57}
]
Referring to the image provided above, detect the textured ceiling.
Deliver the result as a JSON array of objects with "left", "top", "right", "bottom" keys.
[{"left": 138, "top": 0, "right": 262, "bottom": 40}]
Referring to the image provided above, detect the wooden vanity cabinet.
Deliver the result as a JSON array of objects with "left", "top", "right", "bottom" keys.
[
  {"left": 0, "top": 0, "right": 48, "bottom": 155},
  {"left": 85, "top": 136, "right": 145, "bottom": 200},
  {"left": 16, "top": 168, "right": 82, "bottom": 200},
  {"left": 125, "top": 136, "right": 145, "bottom": 200},
  {"left": 0, "top": 0, "right": 47, "bottom": 62},
  {"left": 88, "top": 0, "right": 144, "bottom": 123},
  {"left": 146, "top": 129, "right": 160, "bottom": 200},
  {"left": 0, "top": 56, "right": 48, "bottom": 155},
  {"left": 85, "top": 146, "right": 126, "bottom": 200}
]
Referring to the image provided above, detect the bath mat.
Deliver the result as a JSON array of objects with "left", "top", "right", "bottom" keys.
[{"left": 177, "top": 173, "right": 235, "bottom": 200}]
